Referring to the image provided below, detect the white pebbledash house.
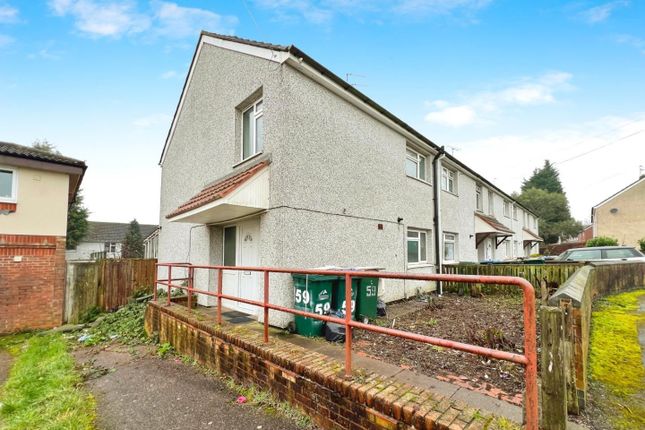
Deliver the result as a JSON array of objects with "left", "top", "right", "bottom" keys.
[{"left": 156, "top": 32, "right": 541, "bottom": 326}]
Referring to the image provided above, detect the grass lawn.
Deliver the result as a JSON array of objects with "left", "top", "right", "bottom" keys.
[
  {"left": 0, "top": 333, "right": 96, "bottom": 430},
  {"left": 588, "top": 289, "right": 645, "bottom": 430}
]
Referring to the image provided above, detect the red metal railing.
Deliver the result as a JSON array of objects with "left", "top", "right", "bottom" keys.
[{"left": 154, "top": 263, "right": 538, "bottom": 429}]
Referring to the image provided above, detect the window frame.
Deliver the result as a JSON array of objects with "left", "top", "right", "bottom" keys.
[
  {"left": 513, "top": 205, "right": 518, "bottom": 221},
  {"left": 0, "top": 166, "right": 17, "bottom": 203},
  {"left": 488, "top": 190, "right": 494, "bottom": 215},
  {"left": 475, "top": 184, "right": 483, "bottom": 212},
  {"left": 405, "top": 148, "right": 427, "bottom": 182},
  {"left": 407, "top": 229, "right": 428, "bottom": 265},
  {"left": 503, "top": 200, "right": 511, "bottom": 218},
  {"left": 441, "top": 167, "right": 456, "bottom": 194},
  {"left": 104, "top": 242, "right": 117, "bottom": 253},
  {"left": 504, "top": 239, "right": 512, "bottom": 257},
  {"left": 241, "top": 98, "right": 264, "bottom": 162},
  {"left": 443, "top": 232, "right": 457, "bottom": 263}
]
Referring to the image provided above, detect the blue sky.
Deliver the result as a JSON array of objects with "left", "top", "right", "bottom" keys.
[{"left": 1, "top": 0, "right": 644, "bottom": 225}]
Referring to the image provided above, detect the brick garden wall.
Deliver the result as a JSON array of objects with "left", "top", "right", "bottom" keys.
[
  {"left": 145, "top": 302, "right": 502, "bottom": 430},
  {"left": 0, "top": 234, "right": 66, "bottom": 333}
]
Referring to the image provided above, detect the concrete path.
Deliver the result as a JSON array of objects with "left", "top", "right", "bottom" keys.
[{"left": 74, "top": 345, "right": 307, "bottom": 430}]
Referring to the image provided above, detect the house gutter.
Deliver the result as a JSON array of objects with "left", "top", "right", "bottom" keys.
[{"left": 432, "top": 146, "right": 446, "bottom": 295}]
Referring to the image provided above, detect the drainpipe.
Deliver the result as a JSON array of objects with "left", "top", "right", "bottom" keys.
[{"left": 432, "top": 146, "right": 446, "bottom": 296}]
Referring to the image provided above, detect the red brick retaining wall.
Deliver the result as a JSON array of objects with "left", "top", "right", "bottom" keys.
[
  {"left": 145, "top": 302, "right": 507, "bottom": 430},
  {"left": 0, "top": 234, "right": 66, "bottom": 333}
]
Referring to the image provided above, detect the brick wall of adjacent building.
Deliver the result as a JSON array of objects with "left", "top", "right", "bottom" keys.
[
  {"left": 146, "top": 303, "right": 500, "bottom": 430},
  {"left": 0, "top": 234, "right": 66, "bottom": 333}
]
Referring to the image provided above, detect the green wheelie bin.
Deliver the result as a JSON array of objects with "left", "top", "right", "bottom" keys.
[
  {"left": 331, "top": 277, "right": 359, "bottom": 319},
  {"left": 292, "top": 274, "right": 334, "bottom": 337},
  {"left": 356, "top": 277, "right": 379, "bottom": 321}
]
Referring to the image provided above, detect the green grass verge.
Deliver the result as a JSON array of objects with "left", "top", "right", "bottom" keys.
[
  {"left": 0, "top": 333, "right": 96, "bottom": 430},
  {"left": 589, "top": 289, "right": 645, "bottom": 430}
]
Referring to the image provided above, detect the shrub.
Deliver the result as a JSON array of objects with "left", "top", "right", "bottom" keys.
[
  {"left": 638, "top": 238, "right": 645, "bottom": 253},
  {"left": 586, "top": 236, "right": 618, "bottom": 247}
]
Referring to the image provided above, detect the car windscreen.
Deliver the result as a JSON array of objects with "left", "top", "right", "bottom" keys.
[
  {"left": 563, "top": 249, "right": 602, "bottom": 261},
  {"left": 603, "top": 248, "right": 642, "bottom": 259}
]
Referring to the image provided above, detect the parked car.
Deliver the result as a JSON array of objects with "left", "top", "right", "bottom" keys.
[{"left": 556, "top": 246, "right": 645, "bottom": 262}]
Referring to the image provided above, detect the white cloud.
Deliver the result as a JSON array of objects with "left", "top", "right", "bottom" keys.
[
  {"left": 153, "top": 1, "right": 237, "bottom": 38},
  {"left": 615, "top": 34, "right": 645, "bottom": 55},
  {"left": 0, "top": 33, "right": 13, "bottom": 47},
  {"left": 28, "top": 48, "right": 63, "bottom": 60},
  {"left": 424, "top": 71, "right": 573, "bottom": 127},
  {"left": 49, "top": 0, "right": 150, "bottom": 37},
  {"left": 578, "top": 1, "right": 629, "bottom": 24},
  {"left": 48, "top": 1, "right": 237, "bottom": 39},
  {"left": 160, "top": 70, "right": 177, "bottom": 79},
  {"left": 0, "top": 4, "right": 18, "bottom": 23},
  {"left": 450, "top": 113, "right": 645, "bottom": 220},
  {"left": 132, "top": 113, "right": 171, "bottom": 128},
  {"left": 395, "top": 0, "right": 492, "bottom": 15},
  {"left": 255, "top": 0, "right": 493, "bottom": 24}
]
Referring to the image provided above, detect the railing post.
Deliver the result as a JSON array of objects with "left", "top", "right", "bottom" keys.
[
  {"left": 344, "top": 273, "right": 352, "bottom": 378},
  {"left": 217, "top": 268, "right": 223, "bottom": 325},
  {"left": 521, "top": 280, "right": 538, "bottom": 430},
  {"left": 263, "top": 271, "right": 269, "bottom": 343},
  {"left": 153, "top": 264, "right": 158, "bottom": 302},
  {"left": 187, "top": 266, "right": 194, "bottom": 311},
  {"left": 167, "top": 265, "right": 172, "bottom": 306}
]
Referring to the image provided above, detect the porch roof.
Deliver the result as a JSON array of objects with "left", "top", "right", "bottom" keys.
[
  {"left": 522, "top": 228, "right": 543, "bottom": 243},
  {"left": 166, "top": 160, "right": 269, "bottom": 224},
  {"left": 474, "top": 212, "right": 514, "bottom": 236}
]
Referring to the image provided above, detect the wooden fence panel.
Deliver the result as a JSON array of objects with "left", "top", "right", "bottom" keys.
[
  {"left": 442, "top": 263, "right": 583, "bottom": 297},
  {"left": 65, "top": 259, "right": 156, "bottom": 323}
]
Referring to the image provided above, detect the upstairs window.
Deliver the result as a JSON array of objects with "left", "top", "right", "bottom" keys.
[
  {"left": 405, "top": 148, "right": 426, "bottom": 181},
  {"left": 441, "top": 167, "right": 456, "bottom": 193},
  {"left": 475, "top": 184, "right": 483, "bottom": 211},
  {"left": 0, "top": 167, "right": 16, "bottom": 202},
  {"left": 513, "top": 206, "right": 518, "bottom": 221},
  {"left": 503, "top": 200, "right": 511, "bottom": 218},
  {"left": 242, "top": 99, "right": 264, "bottom": 160},
  {"left": 407, "top": 229, "right": 428, "bottom": 264}
]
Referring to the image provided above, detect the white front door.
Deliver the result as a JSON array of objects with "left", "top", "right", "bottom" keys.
[
  {"left": 221, "top": 218, "right": 260, "bottom": 315},
  {"left": 485, "top": 238, "right": 494, "bottom": 261}
]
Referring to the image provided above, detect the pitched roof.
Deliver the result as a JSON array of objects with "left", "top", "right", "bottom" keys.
[
  {"left": 84, "top": 221, "right": 159, "bottom": 243},
  {"left": 522, "top": 228, "right": 543, "bottom": 242},
  {"left": 0, "top": 141, "right": 86, "bottom": 168},
  {"left": 160, "top": 32, "right": 538, "bottom": 218},
  {"left": 166, "top": 161, "right": 269, "bottom": 219},
  {"left": 592, "top": 175, "right": 645, "bottom": 210},
  {"left": 475, "top": 212, "right": 514, "bottom": 234}
]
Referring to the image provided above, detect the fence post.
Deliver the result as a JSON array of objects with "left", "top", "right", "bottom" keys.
[
  {"left": 344, "top": 273, "right": 352, "bottom": 378},
  {"left": 217, "top": 269, "right": 223, "bottom": 325},
  {"left": 167, "top": 265, "right": 172, "bottom": 306},
  {"left": 263, "top": 271, "right": 269, "bottom": 343},
  {"left": 540, "top": 306, "right": 567, "bottom": 430},
  {"left": 187, "top": 266, "right": 194, "bottom": 311},
  {"left": 153, "top": 263, "right": 158, "bottom": 302}
]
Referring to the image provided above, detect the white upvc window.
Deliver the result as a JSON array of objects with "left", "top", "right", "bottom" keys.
[
  {"left": 514, "top": 240, "right": 520, "bottom": 257},
  {"left": 443, "top": 233, "right": 457, "bottom": 262},
  {"left": 405, "top": 148, "right": 427, "bottom": 181},
  {"left": 475, "top": 184, "right": 483, "bottom": 211},
  {"left": 503, "top": 200, "right": 511, "bottom": 218},
  {"left": 104, "top": 242, "right": 117, "bottom": 253},
  {"left": 513, "top": 205, "right": 518, "bottom": 221},
  {"left": 0, "top": 166, "right": 17, "bottom": 203},
  {"left": 441, "top": 167, "right": 456, "bottom": 193},
  {"left": 241, "top": 99, "right": 264, "bottom": 160},
  {"left": 488, "top": 190, "right": 494, "bottom": 215},
  {"left": 533, "top": 216, "right": 538, "bottom": 229},
  {"left": 407, "top": 229, "right": 428, "bottom": 264},
  {"left": 505, "top": 239, "right": 512, "bottom": 257}
]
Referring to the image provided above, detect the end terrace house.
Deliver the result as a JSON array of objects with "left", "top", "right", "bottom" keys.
[
  {"left": 0, "top": 141, "right": 86, "bottom": 333},
  {"left": 157, "top": 33, "right": 540, "bottom": 327}
]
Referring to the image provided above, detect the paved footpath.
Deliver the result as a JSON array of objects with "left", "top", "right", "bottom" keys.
[{"left": 74, "top": 345, "right": 307, "bottom": 430}]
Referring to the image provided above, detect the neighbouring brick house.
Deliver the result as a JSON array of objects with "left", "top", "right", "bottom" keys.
[{"left": 0, "top": 141, "right": 86, "bottom": 333}]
